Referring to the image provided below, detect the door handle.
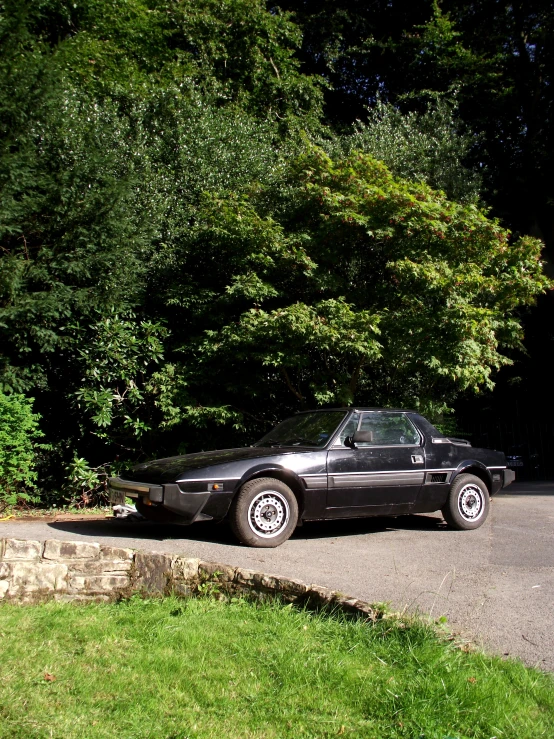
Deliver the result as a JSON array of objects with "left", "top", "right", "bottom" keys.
[{"left": 411, "top": 454, "right": 424, "bottom": 464}]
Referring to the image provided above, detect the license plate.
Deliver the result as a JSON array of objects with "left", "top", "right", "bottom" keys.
[{"left": 507, "top": 460, "right": 524, "bottom": 467}]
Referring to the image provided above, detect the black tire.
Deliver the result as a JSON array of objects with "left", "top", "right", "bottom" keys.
[
  {"left": 441, "top": 473, "right": 490, "bottom": 530},
  {"left": 229, "top": 477, "right": 299, "bottom": 548}
]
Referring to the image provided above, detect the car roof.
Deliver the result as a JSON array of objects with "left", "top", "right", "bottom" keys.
[{"left": 295, "top": 407, "right": 417, "bottom": 414}]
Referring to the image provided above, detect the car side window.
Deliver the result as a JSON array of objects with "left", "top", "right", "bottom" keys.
[
  {"left": 357, "top": 413, "right": 420, "bottom": 446},
  {"left": 337, "top": 414, "right": 360, "bottom": 446}
]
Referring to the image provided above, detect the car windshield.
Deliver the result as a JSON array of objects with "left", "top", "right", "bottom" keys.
[{"left": 254, "top": 411, "right": 347, "bottom": 448}]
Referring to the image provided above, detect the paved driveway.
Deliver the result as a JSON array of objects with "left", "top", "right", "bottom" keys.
[{"left": 1, "top": 482, "right": 553, "bottom": 671}]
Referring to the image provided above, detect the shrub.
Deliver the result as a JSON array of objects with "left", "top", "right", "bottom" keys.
[
  {"left": 64, "top": 457, "right": 111, "bottom": 508},
  {"left": 0, "top": 392, "right": 43, "bottom": 512}
]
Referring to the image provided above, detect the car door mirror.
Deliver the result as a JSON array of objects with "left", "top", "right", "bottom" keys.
[
  {"left": 353, "top": 430, "right": 373, "bottom": 444},
  {"left": 344, "top": 430, "right": 373, "bottom": 449}
]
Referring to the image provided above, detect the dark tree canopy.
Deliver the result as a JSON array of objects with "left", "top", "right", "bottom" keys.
[
  {"left": 276, "top": 0, "right": 554, "bottom": 245},
  {"left": 0, "top": 0, "right": 551, "bottom": 497}
]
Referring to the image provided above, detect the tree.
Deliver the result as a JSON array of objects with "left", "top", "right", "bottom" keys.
[
  {"left": 275, "top": 0, "right": 554, "bottom": 245},
  {"left": 77, "top": 147, "right": 546, "bottom": 437},
  {"left": 1, "top": 0, "right": 550, "bottom": 488},
  {"left": 321, "top": 96, "right": 482, "bottom": 204},
  {"left": 0, "top": 0, "right": 319, "bottom": 469},
  {"left": 1, "top": 0, "right": 323, "bottom": 127}
]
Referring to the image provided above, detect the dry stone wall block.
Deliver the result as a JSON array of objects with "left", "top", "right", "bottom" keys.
[
  {"left": 100, "top": 545, "right": 133, "bottom": 562},
  {"left": 3, "top": 539, "right": 43, "bottom": 561},
  {"left": 8, "top": 561, "right": 68, "bottom": 595},
  {"left": 234, "top": 567, "right": 257, "bottom": 586},
  {"left": 55, "top": 593, "right": 112, "bottom": 603},
  {"left": 198, "top": 561, "right": 235, "bottom": 583},
  {"left": 305, "top": 584, "right": 337, "bottom": 608},
  {"left": 134, "top": 552, "right": 174, "bottom": 593},
  {"left": 171, "top": 581, "right": 194, "bottom": 597},
  {"left": 334, "top": 596, "right": 373, "bottom": 617},
  {"left": 43, "top": 540, "right": 100, "bottom": 560},
  {"left": 68, "top": 560, "right": 132, "bottom": 576},
  {"left": 69, "top": 575, "right": 131, "bottom": 593},
  {"left": 252, "top": 572, "right": 272, "bottom": 590},
  {"left": 173, "top": 557, "right": 200, "bottom": 582},
  {"left": 0, "top": 560, "right": 10, "bottom": 599},
  {"left": 273, "top": 576, "right": 308, "bottom": 597},
  {"left": 354, "top": 602, "right": 376, "bottom": 619}
]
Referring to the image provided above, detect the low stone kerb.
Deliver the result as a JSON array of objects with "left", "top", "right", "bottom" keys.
[{"left": 0, "top": 537, "right": 377, "bottom": 620}]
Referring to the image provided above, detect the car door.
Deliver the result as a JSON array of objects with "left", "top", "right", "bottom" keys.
[{"left": 326, "top": 411, "right": 425, "bottom": 517}]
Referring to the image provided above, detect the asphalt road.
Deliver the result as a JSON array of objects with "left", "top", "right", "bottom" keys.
[{"left": 1, "top": 481, "right": 553, "bottom": 671}]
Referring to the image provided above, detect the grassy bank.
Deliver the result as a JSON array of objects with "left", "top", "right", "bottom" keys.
[{"left": 0, "top": 596, "right": 552, "bottom": 738}]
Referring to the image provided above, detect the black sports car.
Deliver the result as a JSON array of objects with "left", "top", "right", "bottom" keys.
[{"left": 108, "top": 408, "right": 515, "bottom": 547}]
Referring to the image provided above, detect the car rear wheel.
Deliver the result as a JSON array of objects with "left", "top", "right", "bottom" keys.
[
  {"left": 442, "top": 473, "right": 490, "bottom": 530},
  {"left": 229, "top": 477, "right": 298, "bottom": 547}
]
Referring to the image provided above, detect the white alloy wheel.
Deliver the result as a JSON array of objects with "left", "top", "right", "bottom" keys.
[
  {"left": 458, "top": 482, "right": 485, "bottom": 522},
  {"left": 229, "top": 477, "right": 298, "bottom": 547},
  {"left": 247, "top": 490, "right": 290, "bottom": 538},
  {"left": 442, "top": 473, "right": 490, "bottom": 530}
]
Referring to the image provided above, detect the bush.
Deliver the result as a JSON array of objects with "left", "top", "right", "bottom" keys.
[
  {"left": 64, "top": 457, "right": 111, "bottom": 508},
  {"left": 0, "top": 392, "right": 43, "bottom": 512}
]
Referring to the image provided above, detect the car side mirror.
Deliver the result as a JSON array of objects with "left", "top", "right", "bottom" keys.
[
  {"left": 353, "top": 430, "right": 373, "bottom": 444},
  {"left": 344, "top": 430, "right": 373, "bottom": 449}
]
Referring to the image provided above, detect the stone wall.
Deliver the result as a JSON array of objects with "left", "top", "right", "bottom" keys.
[{"left": 0, "top": 538, "right": 376, "bottom": 619}]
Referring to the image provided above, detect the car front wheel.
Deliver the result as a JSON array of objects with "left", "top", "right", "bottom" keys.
[
  {"left": 229, "top": 477, "right": 298, "bottom": 547},
  {"left": 442, "top": 473, "right": 490, "bottom": 530}
]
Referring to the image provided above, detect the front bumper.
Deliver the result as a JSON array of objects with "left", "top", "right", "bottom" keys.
[
  {"left": 107, "top": 477, "right": 214, "bottom": 524},
  {"left": 502, "top": 468, "right": 516, "bottom": 488}
]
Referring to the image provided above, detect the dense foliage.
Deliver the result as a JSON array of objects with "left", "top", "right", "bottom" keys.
[
  {"left": 152, "top": 148, "right": 545, "bottom": 424},
  {"left": 0, "top": 0, "right": 551, "bottom": 495},
  {"left": 0, "top": 392, "right": 43, "bottom": 511},
  {"left": 324, "top": 97, "right": 483, "bottom": 205},
  {"left": 278, "top": 0, "right": 554, "bottom": 245}
]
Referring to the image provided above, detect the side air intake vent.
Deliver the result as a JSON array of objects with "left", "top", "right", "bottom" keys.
[{"left": 429, "top": 473, "right": 447, "bottom": 483}]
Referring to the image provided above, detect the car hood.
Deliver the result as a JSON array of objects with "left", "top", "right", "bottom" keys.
[{"left": 125, "top": 446, "right": 304, "bottom": 484}]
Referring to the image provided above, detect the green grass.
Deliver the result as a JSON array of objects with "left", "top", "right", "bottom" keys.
[
  {"left": 0, "top": 597, "right": 552, "bottom": 738},
  {"left": 1, "top": 504, "right": 112, "bottom": 519}
]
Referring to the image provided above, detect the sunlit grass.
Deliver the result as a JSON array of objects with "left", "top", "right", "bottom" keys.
[
  {"left": 0, "top": 596, "right": 552, "bottom": 738},
  {"left": 1, "top": 504, "right": 112, "bottom": 519}
]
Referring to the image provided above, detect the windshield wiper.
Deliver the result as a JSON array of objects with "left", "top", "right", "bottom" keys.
[
  {"left": 254, "top": 436, "right": 321, "bottom": 447},
  {"left": 281, "top": 437, "right": 320, "bottom": 447},
  {"left": 253, "top": 438, "right": 283, "bottom": 447}
]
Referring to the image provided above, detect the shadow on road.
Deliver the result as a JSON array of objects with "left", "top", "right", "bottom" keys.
[
  {"left": 48, "top": 513, "right": 446, "bottom": 547},
  {"left": 292, "top": 514, "right": 446, "bottom": 541},
  {"left": 498, "top": 481, "right": 554, "bottom": 497},
  {"left": 48, "top": 519, "right": 237, "bottom": 545}
]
